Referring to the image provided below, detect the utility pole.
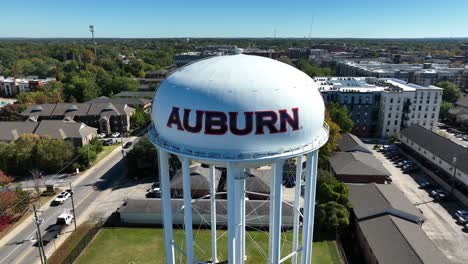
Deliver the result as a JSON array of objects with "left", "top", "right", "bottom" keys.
[
  {"left": 33, "top": 204, "right": 47, "bottom": 264},
  {"left": 89, "top": 25, "right": 97, "bottom": 61},
  {"left": 69, "top": 182, "right": 77, "bottom": 231},
  {"left": 36, "top": 231, "right": 44, "bottom": 264},
  {"left": 451, "top": 156, "right": 457, "bottom": 194}
]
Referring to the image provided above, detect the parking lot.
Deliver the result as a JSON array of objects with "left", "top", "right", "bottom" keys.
[
  {"left": 437, "top": 123, "right": 468, "bottom": 148},
  {"left": 370, "top": 144, "right": 468, "bottom": 264}
]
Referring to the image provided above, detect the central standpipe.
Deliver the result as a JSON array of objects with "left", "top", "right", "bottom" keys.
[
  {"left": 209, "top": 165, "right": 218, "bottom": 263},
  {"left": 227, "top": 163, "right": 246, "bottom": 264},
  {"left": 270, "top": 160, "right": 285, "bottom": 263}
]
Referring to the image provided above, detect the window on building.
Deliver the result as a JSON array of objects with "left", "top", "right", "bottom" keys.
[
  {"left": 390, "top": 98, "right": 394, "bottom": 103},
  {"left": 394, "top": 120, "right": 398, "bottom": 125},
  {"left": 431, "top": 113, "right": 435, "bottom": 118},
  {"left": 418, "top": 106, "right": 422, "bottom": 111},
  {"left": 387, "top": 121, "right": 390, "bottom": 125},
  {"left": 388, "top": 113, "right": 391, "bottom": 118}
]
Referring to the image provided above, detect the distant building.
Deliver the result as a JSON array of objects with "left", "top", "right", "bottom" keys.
[
  {"left": 0, "top": 120, "right": 96, "bottom": 146},
  {"left": 115, "top": 91, "right": 154, "bottom": 99},
  {"left": 0, "top": 77, "right": 55, "bottom": 97},
  {"left": 86, "top": 96, "right": 151, "bottom": 111},
  {"left": 317, "top": 77, "right": 442, "bottom": 137},
  {"left": 21, "top": 103, "right": 135, "bottom": 134},
  {"left": 347, "top": 183, "right": 448, "bottom": 264},
  {"left": 336, "top": 60, "right": 464, "bottom": 88}
]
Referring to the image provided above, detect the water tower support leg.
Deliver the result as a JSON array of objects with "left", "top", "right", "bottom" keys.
[
  {"left": 301, "top": 151, "right": 319, "bottom": 264},
  {"left": 181, "top": 157, "right": 194, "bottom": 263},
  {"left": 209, "top": 165, "right": 218, "bottom": 263},
  {"left": 240, "top": 172, "right": 246, "bottom": 262},
  {"left": 270, "top": 160, "right": 284, "bottom": 264},
  {"left": 227, "top": 163, "right": 244, "bottom": 264},
  {"left": 158, "top": 150, "right": 175, "bottom": 264},
  {"left": 292, "top": 155, "right": 303, "bottom": 264}
]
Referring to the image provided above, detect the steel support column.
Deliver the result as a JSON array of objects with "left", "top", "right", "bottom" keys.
[
  {"left": 301, "top": 151, "right": 319, "bottom": 264},
  {"left": 158, "top": 150, "right": 175, "bottom": 264},
  {"left": 292, "top": 155, "right": 303, "bottom": 264},
  {"left": 209, "top": 165, "right": 218, "bottom": 263},
  {"left": 182, "top": 157, "right": 194, "bottom": 263}
]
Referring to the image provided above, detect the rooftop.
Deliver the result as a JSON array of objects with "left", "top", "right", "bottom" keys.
[
  {"left": 316, "top": 77, "right": 441, "bottom": 93},
  {"left": 348, "top": 183, "right": 447, "bottom": 264}
]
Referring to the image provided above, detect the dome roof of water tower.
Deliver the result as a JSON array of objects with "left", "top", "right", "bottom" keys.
[{"left": 150, "top": 54, "right": 328, "bottom": 163}]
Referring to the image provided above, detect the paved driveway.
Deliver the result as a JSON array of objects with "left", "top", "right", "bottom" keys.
[{"left": 370, "top": 145, "right": 468, "bottom": 264}]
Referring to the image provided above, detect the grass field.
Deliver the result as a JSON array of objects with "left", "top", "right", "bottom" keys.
[
  {"left": 91, "top": 144, "right": 120, "bottom": 166},
  {"left": 76, "top": 228, "right": 341, "bottom": 264}
]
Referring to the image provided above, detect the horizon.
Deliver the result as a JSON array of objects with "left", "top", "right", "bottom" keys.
[{"left": 2, "top": 0, "right": 468, "bottom": 39}]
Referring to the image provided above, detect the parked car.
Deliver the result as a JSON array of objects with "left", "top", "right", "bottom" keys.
[
  {"left": 51, "top": 190, "right": 72, "bottom": 205},
  {"left": 97, "top": 133, "right": 106, "bottom": 139},
  {"left": 402, "top": 164, "right": 419, "bottom": 173},
  {"left": 397, "top": 160, "right": 412, "bottom": 168},
  {"left": 455, "top": 210, "right": 468, "bottom": 224},
  {"left": 123, "top": 142, "right": 133, "bottom": 149},
  {"left": 112, "top": 132, "right": 121, "bottom": 138},
  {"left": 430, "top": 189, "right": 452, "bottom": 201},
  {"left": 102, "top": 139, "right": 114, "bottom": 146},
  {"left": 419, "top": 181, "right": 435, "bottom": 189},
  {"left": 146, "top": 187, "right": 161, "bottom": 198}
]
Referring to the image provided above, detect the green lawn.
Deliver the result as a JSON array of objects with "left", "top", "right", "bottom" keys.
[
  {"left": 91, "top": 144, "right": 121, "bottom": 166},
  {"left": 76, "top": 228, "right": 341, "bottom": 264}
]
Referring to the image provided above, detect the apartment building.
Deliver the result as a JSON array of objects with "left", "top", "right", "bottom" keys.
[
  {"left": 336, "top": 60, "right": 464, "bottom": 87},
  {"left": 0, "top": 76, "right": 56, "bottom": 97},
  {"left": 317, "top": 77, "right": 442, "bottom": 138}
]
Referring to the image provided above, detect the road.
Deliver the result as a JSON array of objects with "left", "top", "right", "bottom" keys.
[
  {"left": 370, "top": 145, "right": 468, "bottom": 264},
  {"left": 0, "top": 137, "right": 140, "bottom": 264}
]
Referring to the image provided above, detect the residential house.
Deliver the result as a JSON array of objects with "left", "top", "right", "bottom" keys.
[
  {"left": 0, "top": 121, "right": 38, "bottom": 143},
  {"left": 34, "top": 120, "right": 97, "bottom": 146}
]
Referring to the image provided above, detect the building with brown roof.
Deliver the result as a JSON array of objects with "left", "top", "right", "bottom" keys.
[{"left": 347, "top": 183, "right": 448, "bottom": 264}]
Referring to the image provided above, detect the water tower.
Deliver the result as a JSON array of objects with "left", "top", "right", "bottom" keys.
[{"left": 150, "top": 54, "right": 328, "bottom": 264}]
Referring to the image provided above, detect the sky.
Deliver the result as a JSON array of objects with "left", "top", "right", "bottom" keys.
[{"left": 2, "top": 0, "right": 468, "bottom": 38}]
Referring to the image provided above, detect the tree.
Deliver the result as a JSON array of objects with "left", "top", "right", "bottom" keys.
[
  {"left": 327, "top": 102, "right": 354, "bottom": 133},
  {"left": 76, "top": 145, "right": 98, "bottom": 170},
  {"left": 436, "top": 81, "right": 462, "bottom": 103},
  {"left": 35, "top": 138, "right": 74, "bottom": 173},
  {"left": 316, "top": 169, "right": 350, "bottom": 207},
  {"left": 439, "top": 101, "right": 453, "bottom": 121},
  {"left": 126, "top": 136, "right": 158, "bottom": 179},
  {"left": 316, "top": 201, "right": 350, "bottom": 232},
  {"left": 0, "top": 104, "right": 24, "bottom": 121},
  {"left": 0, "top": 191, "right": 17, "bottom": 215},
  {"left": 64, "top": 75, "right": 99, "bottom": 102},
  {"left": 319, "top": 112, "right": 341, "bottom": 167},
  {"left": 389, "top": 132, "right": 400, "bottom": 143},
  {"left": 108, "top": 76, "right": 139, "bottom": 95},
  {"left": 3, "top": 134, "right": 40, "bottom": 175},
  {"left": 296, "top": 59, "right": 336, "bottom": 77},
  {"left": 0, "top": 170, "right": 13, "bottom": 187},
  {"left": 131, "top": 106, "right": 150, "bottom": 128}
]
